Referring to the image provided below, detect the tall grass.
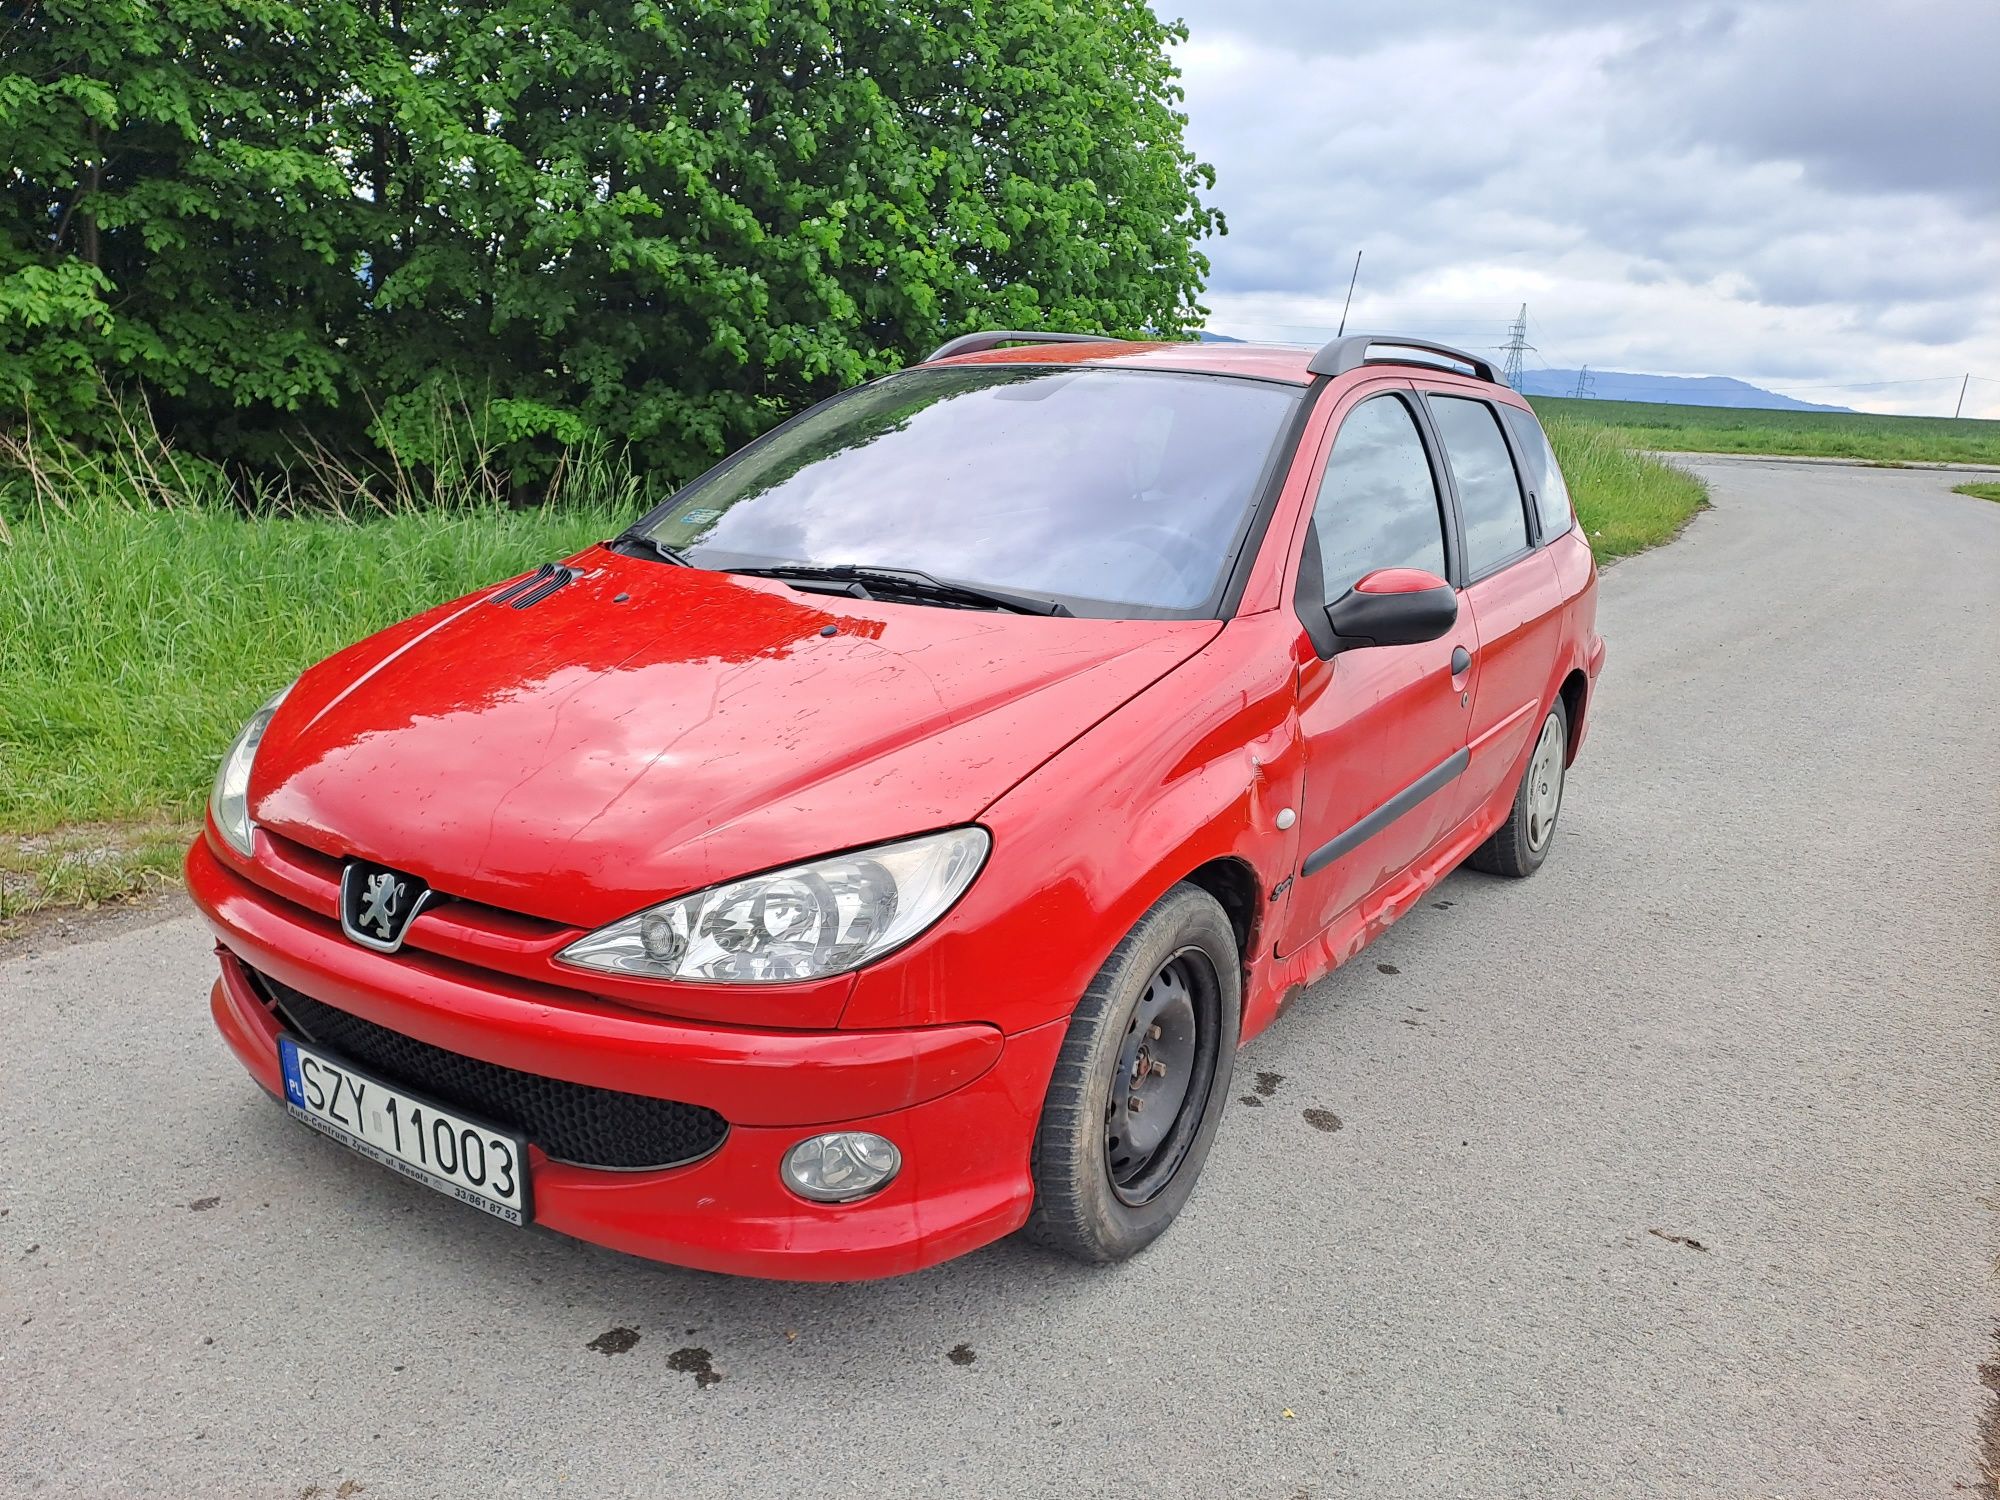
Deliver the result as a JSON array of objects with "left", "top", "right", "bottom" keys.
[
  {"left": 1542, "top": 417, "right": 1708, "bottom": 561},
  {"left": 1, "top": 404, "right": 639, "bottom": 835},
  {"left": 1533, "top": 395, "right": 2000, "bottom": 466}
]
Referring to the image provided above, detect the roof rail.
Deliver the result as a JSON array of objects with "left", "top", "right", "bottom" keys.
[
  {"left": 924, "top": 330, "right": 1126, "bottom": 363},
  {"left": 1308, "top": 334, "right": 1500, "bottom": 385}
]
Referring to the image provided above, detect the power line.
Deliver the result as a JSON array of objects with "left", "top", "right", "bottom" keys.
[
  {"left": 1570, "top": 366, "right": 1595, "bottom": 399},
  {"left": 1524, "top": 374, "right": 1982, "bottom": 395},
  {"left": 1204, "top": 314, "right": 1999, "bottom": 406},
  {"left": 1526, "top": 312, "right": 1583, "bottom": 378},
  {"left": 1509, "top": 310, "right": 1991, "bottom": 398},
  {"left": 1755, "top": 376, "right": 1972, "bottom": 392}
]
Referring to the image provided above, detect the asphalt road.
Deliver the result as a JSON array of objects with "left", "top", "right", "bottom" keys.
[{"left": 4, "top": 457, "right": 1997, "bottom": 1499}]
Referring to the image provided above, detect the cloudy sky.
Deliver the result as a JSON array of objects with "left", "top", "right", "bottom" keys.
[{"left": 1168, "top": 0, "right": 2000, "bottom": 416}]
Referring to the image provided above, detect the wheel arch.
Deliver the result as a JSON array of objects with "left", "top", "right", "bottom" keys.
[
  {"left": 1557, "top": 667, "right": 1589, "bottom": 763},
  {"left": 1181, "top": 855, "right": 1263, "bottom": 1006}
]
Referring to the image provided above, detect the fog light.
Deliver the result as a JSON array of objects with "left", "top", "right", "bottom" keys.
[{"left": 782, "top": 1132, "right": 901, "bottom": 1203}]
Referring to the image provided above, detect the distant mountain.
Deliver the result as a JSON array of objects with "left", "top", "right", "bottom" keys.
[
  {"left": 1196, "top": 330, "right": 1245, "bottom": 343},
  {"left": 1520, "top": 369, "right": 1849, "bottom": 412}
]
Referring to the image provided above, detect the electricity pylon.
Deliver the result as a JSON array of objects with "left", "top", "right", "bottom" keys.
[{"left": 1500, "top": 304, "right": 1534, "bottom": 391}]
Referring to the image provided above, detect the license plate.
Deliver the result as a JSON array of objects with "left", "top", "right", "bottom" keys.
[{"left": 278, "top": 1036, "right": 531, "bottom": 1225}]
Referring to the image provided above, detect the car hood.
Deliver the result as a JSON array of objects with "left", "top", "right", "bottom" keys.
[{"left": 252, "top": 547, "right": 1219, "bottom": 928}]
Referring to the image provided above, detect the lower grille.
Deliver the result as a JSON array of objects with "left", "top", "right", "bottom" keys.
[{"left": 252, "top": 971, "right": 729, "bottom": 1171}]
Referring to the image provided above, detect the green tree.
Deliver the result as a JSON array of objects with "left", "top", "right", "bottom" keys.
[
  {"left": 1, "top": 0, "right": 1220, "bottom": 490},
  {"left": 0, "top": 0, "right": 373, "bottom": 444}
]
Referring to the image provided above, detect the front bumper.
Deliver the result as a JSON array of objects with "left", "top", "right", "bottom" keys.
[{"left": 189, "top": 835, "right": 1065, "bottom": 1280}]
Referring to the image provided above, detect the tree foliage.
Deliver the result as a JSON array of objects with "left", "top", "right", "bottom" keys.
[{"left": 0, "top": 0, "right": 1220, "bottom": 489}]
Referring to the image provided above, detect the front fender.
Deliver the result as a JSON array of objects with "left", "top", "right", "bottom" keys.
[{"left": 838, "top": 613, "right": 1304, "bottom": 1036}]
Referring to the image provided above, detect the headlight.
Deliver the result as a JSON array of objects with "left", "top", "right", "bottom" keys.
[
  {"left": 557, "top": 827, "right": 990, "bottom": 984},
  {"left": 209, "top": 686, "right": 290, "bottom": 858}
]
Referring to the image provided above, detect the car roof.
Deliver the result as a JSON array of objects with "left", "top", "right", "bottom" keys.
[
  {"left": 926, "top": 338, "right": 1525, "bottom": 400},
  {"left": 928, "top": 339, "right": 1320, "bottom": 385}
]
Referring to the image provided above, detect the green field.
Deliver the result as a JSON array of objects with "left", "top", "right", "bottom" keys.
[
  {"left": 1953, "top": 483, "right": 2000, "bottom": 503},
  {"left": 1531, "top": 396, "right": 2000, "bottom": 467},
  {"left": 0, "top": 420, "right": 1703, "bottom": 926}
]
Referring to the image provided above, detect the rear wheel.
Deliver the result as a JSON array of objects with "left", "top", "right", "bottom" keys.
[
  {"left": 1023, "top": 884, "right": 1240, "bottom": 1263},
  {"left": 1468, "top": 699, "right": 1569, "bottom": 878}
]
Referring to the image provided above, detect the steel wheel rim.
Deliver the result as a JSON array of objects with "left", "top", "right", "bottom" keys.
[
  {"left": 1104, "top": 947, "right": 1222, "bottom": 1207},
  {"left": 1526, "top": 712, "right": 1565, "bottom": 852}
]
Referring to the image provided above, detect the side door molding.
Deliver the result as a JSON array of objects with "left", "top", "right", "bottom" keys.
[{"left": 1300, "top": 748, "right": 1470, "bottom": 877}]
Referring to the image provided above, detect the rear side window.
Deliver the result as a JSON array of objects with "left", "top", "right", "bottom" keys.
[
  {"left": 1428, "top": 395, "right": 1529, "bottom": 576},
  {"left": 1502, "top": 404, "right": 1574, "bottom": 539},
  {"left": 1308, "top": 395, "right": 1448, "bottom": 601}
]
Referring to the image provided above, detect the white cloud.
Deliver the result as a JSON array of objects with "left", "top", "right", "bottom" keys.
[{"left": 1168, "top": 0, "right": 2000, "bottom": 415}]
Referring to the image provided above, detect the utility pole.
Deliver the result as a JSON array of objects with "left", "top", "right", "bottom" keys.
[
  {"left": 1955, "top": 373, "right": 1970, "bottom": 419},
  {"left": 1500, "top": 304, "right": 1534, "bottom": 391},
  {"left": 1571, "top": 366, "right": 1595, "bottom": 400},
  {"left": 1336, "top": 251, "right": 1362, "bottom": 338}
]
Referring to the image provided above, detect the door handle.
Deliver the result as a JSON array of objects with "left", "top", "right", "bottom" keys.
[{"left": 1450, "top": 646, "right": 1472, "bottom": 675}]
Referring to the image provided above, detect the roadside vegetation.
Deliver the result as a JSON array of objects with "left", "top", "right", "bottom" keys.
[
  {"left": 1532, "top": 396, "right": 2000, "bottom": 466},
  {"left": 1952, "top": 482, "right": 2000, "bottom": 503},
  {"left": 1542, "top": 418, "right": 1707, "bottom": 560},
  {"left": 0, "top": 412, "right": 630, "bottom": 929}
]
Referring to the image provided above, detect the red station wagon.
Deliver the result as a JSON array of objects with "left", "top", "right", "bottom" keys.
[{"left": 188, "top": 332, "right": 1604, "bottom": 1279}]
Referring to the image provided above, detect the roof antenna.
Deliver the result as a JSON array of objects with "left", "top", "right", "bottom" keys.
[{"left": 1336, "top": 251, "right": 1362, "bottom": 337}]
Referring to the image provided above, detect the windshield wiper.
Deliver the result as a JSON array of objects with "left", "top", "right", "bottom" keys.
[
  {"left": 614, "top": 530, "right": 693, "bottom": 567},
  {"left": 730, "top": 563, "right": 1072, "bottom": 617}
]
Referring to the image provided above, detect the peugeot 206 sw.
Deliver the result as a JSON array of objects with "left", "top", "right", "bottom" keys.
[{"left": 188, "top": 331, "right": 1604, "bottom": 1279}]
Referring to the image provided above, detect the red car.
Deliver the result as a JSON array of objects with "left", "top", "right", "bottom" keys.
[{"left": 189, "top": 332, "right": 1602, "bottom": 1279}]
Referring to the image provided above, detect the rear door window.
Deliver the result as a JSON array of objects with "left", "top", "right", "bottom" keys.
[
  {"left": 1501, "top": 404, "right": 1574, "bottom": 540},
  {"left": 1428, "top": 395, "right": 1530, "bottom": 577}
]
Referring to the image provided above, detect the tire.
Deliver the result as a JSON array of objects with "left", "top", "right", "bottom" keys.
[
  {"left": 1468, "top": 698, "right": 1569, "bottom": 878},
  {"left": 1023, "top": 883, "right": 1241, "bottom": 1264}
]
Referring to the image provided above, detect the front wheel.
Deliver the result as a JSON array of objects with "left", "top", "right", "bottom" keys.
[
  {"left": 1023, "top": 884, "right": 1241, "bottom": 1264},
  {"left": 1468, "top": 698, "right": 1569, "bottom": 878}
]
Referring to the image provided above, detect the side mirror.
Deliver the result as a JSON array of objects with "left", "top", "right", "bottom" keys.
[{"left": 1323, "top": 568, "right": 1457, "bottom": 651}]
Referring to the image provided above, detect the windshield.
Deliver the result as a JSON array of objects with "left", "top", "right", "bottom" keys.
[{"left": 635, "top": 366, "right": 1303, "bottom": 619}]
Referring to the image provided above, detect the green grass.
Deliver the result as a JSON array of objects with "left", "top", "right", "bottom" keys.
[
  {"left": 1952, "top": 482, "right": 2000, "bottom": 503},
  {"left": 1, "top": 498, "right": 625, "bottom": 835},
  {"left": 0, "top": 820, "right": 196, "bottom": 933},
  {"left": 1543, "top": 417, "right": 1708, "bottom": 560},
  {"left": 1, "top": 413, "right": 637, "bottom": 842},
  {"left": 1531, "top": 395, "right": 2000, "bottom": 467}
]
